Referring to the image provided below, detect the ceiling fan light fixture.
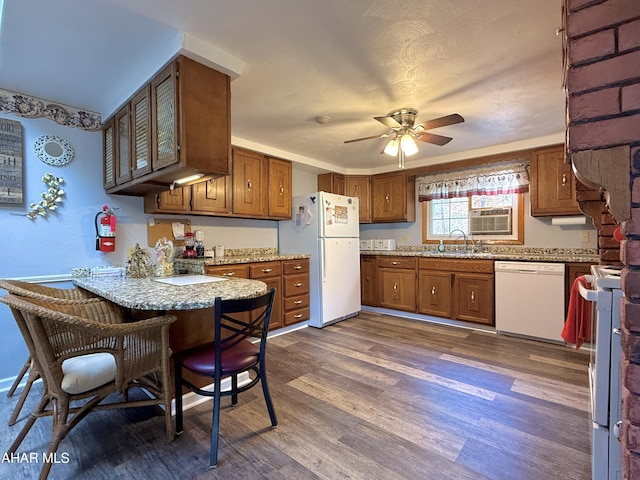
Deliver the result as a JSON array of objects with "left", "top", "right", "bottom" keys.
[
  {"left": 400, "top": 134, "right": 418, "bottom": 156},
  {"left": 383, "top": 138, "right": 399, "bottom": 156}
]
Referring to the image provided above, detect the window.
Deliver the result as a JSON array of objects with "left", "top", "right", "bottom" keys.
[{"left": 423, "top": 193, "right": 524, "bottom": 244}]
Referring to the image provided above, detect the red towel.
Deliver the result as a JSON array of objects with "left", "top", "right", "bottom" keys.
[{"left": 561, "top": 275, "right": 592, "bottom": 349}]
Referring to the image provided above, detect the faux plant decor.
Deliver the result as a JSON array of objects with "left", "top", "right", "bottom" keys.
[{"left": 26, "top": 173, "right": 64, "bottom": 220}]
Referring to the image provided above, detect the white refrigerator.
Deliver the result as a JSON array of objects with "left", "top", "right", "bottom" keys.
[{"left": 278, "top": 191, "right": 361, "bottom": 328}]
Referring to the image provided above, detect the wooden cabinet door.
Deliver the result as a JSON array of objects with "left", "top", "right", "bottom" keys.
[
  {"left": 131, "top": 86, "right": 152, "bottom": 178},
  {"left": 191, "top": 177, "right": 231, "bottom": 215},
  {"left": 114, "top": 104, "right": 132, "bottom": 185},
  {"left": 154, "top": 186, "right": 191, "bottom": 214},
  {"left": 232, "top": 148, "right": 266, "bottom": 217},
  {"left": 360, "top": 256, "right": 378, "bottom": 306},
  {"left": 151, "top": 61, "right": 178, "bottom": 170},
  {"left": 418, "top": 270, "right": 452, "bottom": 318},
  {"left": 371, "top": 172, "right": 415, "bottom": 222},
  {"left": 317, "top": 173, "right": 345, "bottom": 194},
  {"left": 453, "top": 273, "right": 494, "bottom": 325},
  {"left": 267, "top": 157, "right": 292, "bottom": 218},
  {"left": 103, "top": 117, "right": 116, "bottom": 189},
  {"left": 346, "top": 176, "right": 371, "bottom": 223},
  {"left": 530, "top": 145, "right": 581, "bottom": 216},
  {"left": 379, "top": 269, "right": 416, "bottom": 311}
]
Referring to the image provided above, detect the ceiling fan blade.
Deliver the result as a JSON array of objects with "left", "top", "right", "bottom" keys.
[
  {"left": 344, "top": 134, "right": 386, "bottom": 144},
  {"left": 415, "top": 132, "right": 453, "bottom": 146},
  {"left": 415, "top": 113, "right": 464, "bottom": 131},
  {"left": 374, "top": 115, "right": 402, "bottom": 129}
]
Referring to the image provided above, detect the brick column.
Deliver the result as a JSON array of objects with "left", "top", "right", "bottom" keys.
[{"left": 565, "top": 1, "right": 640, "bottom": 478}]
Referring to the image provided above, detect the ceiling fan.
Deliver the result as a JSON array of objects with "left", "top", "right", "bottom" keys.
[{"left": 344, "top": 108, "right": 465, "bottom": 168}]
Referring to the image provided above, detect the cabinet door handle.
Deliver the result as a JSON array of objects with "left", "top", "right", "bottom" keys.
[
  {"left": 385, "top": 193, "right": 390, "bottom": 202},
  {"left": 247, "top": 180, "right": 252, "bottom": 190},
  {"left": 470, "top": 290, "right": 475, "bottom": 302},
  {"left": 294, "top": 300, "right": 302, "bottom": 305},
  {"left": 280, "top": 185, "right": 284, "bottom": 194},
  {"left": 293, "top": 265, "right": 302, "bottom": 270},
  {"left": 561, "top": 173, "right": 567, "bottom": 186},
  {"left": 222, "top": 272, "right": 236, "bottom": 276},
  {"left": 294, "top": 282, "right": 303, "bottom": 287},
  {"left": 431, "top": 286, "right": 436, "bottom": 296},
  {"left": 393, "top": 282, "right": 398, "bottom": 291},
  {"left": 261, "top": 268, "right": 272, "bottom": 273}
]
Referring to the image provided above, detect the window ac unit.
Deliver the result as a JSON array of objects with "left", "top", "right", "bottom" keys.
[{"left": 469, "top": 207, "right": 512, "bottom": 234}]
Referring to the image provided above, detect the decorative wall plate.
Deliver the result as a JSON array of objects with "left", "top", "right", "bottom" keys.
[{"left": 33, "top": 135, "right": 74, "bottom": 166}]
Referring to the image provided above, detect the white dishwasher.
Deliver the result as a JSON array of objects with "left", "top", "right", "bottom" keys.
[{"left": 494, "top": 261, "right": 565, "bottom": 342}]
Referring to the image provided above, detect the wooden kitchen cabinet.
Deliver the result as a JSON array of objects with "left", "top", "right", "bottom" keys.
[
  {"left": 282, "top": 259, "right": 310, "bottom": 326},
  {"left": 103, "top": 117, "right": 116, "bottom": 189},
  {"left": 191, "top": 176, "right": 232, "bottom": 215},
  {"left": 371, "top": 172, "right": 415, "bottom": 223},
  {"left": 130, "top": 86, "right": 152, "bottom": 178},
  {"left": 317, "top": 172, "right": 345, "bottom": 195},
  {"left": 530, "top": 145, "right": 581, "bottom": 216},
  {"left": 267, "top": 157, "right": 292, "bottom": 219},
  {"left": 360, "top": 256, "right": 378, "bottom": 306},
  {"left": 453, "top": 273, "right": 494, "bottom": 325},
  {"left": 378, "top": 256, "right": 416, "bottom": 311},
  {"left": 417, "top": 257, "right": 494, "bottom": 325},
  {"left": 345, "top": 175, "right": 372, "bottom": 223},
  {"left": 417, "top": 270, "right": 452, "bottom": 318},
  {"left": 144, "top": 185, "right": 191, "bottom": 214},
  {"left": 232, "top": 147, "right": 267, "bottom": 218},
  {"left": 114, "top": 104, "right": 132, "bottom": 185},
  {"left": 205, "top": 259, "right": 309, "bottom": 329},
  {"left": 249, "top": 262, "right": 283, "bottom": 330},
  {"left": 104, "top": 55, "right": 231, "bottom": 196}
]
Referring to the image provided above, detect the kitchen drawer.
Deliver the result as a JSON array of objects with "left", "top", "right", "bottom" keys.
[
  {"left": 284, "top": 294, "right": 309, "bottom": 311},
  {"left": 284, "top": 273, "right": 309, "bottom": 297},
  {"left": 282, "top": 259, "right": 309, "bottom": 275},
  {"left": 377, "top": 256, "right": 416, "bottom": 269},
  {"left": 205, "top": 264, "right": 248, "bottom": 278},
  {"left": 249, "top": 261, "right": 282, "bottom": 279},
  {"left": 284, "top": 307, "right": 310, "bottom": 326}
]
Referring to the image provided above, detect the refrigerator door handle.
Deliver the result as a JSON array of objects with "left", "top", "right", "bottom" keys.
[{"left": 320, "top": 240, "right": 326, "bottom": 282}]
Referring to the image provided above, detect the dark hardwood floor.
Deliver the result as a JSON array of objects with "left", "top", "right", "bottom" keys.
[{"left": 0, "top": 311, "right": 591, "bottom": 479}]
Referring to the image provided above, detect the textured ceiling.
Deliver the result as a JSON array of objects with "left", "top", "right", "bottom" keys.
[{"left": 0, "top": 0, "right": 565, "bottom": 173}]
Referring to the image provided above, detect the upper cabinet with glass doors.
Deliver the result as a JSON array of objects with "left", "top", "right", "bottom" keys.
[{"left": 102, "top": 55, "right": 230, "bottom": 196}]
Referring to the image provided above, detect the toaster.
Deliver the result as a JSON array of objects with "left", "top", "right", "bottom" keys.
[{"left": 373, "top": 239, "right": 396, "bottom": 251}]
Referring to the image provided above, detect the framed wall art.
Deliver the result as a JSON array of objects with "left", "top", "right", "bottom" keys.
[{"left": 0, "top": 118, "right": 23, "bottom": 205}]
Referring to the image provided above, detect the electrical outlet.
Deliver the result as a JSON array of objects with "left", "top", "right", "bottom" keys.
[
  {"left": 401, "top": 235, "right": 408, "bottom": 243},
  {"left": 580, "top": 231, "right": 590, "bottom": 243}
]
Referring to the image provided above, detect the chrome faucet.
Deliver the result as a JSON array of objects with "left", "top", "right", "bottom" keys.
[{"left": 448, "top": 229, "right": 467, "bottom": 252}]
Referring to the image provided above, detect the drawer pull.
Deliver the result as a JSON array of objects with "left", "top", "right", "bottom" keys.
[
  {"left": 294, "top": 300, "right": 302, "bottom": 305},
  {"left": 294, "top": 314, "right": 303, "bottom": 319},
  {"left": 391, "top": 261, "right": 400, "bottom": 265},
  {"left": 294, "top": 282, "right": 303, "bottom": 287},
  {"left": 293, "top": 265, "right": 302, "bottom": 270},
  {"left": 222, "top": 272, "right": 236, "bottom": 276},
  {"left": 261, "top": 268, "right": 272, "bottom": 273}
]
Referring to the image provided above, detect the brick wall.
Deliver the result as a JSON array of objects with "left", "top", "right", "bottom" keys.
[{"left": 565, "top": 1, "right": 640, "bottom": 478}]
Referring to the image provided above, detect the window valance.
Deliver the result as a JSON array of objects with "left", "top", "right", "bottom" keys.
[{"left": 417, "top": 160, "right": 530, "bottom": 201}]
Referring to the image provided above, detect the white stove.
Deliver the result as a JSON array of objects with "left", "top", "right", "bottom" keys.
[{"left": 579, "top": 265, "right": 622, "bottom": 480}]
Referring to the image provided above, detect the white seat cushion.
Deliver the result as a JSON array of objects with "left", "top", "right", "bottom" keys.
[{"left": 61, "top": 352, "right": 117, "bottom": 394}]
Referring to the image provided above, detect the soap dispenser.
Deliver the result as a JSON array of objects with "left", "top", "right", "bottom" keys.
[{"left": 437, "top": 240, "right": 446, "bottom": 252}]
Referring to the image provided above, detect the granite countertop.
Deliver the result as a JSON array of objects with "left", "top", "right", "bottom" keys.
[
  {"left": 173, "top": 247, "right": 311, "bottom": 274},
  {"left": 360, "top": 246, "right": 599, "bottom": 264},
  {"left": 72, "top": 275, "right": 267, "bottom": 310}
]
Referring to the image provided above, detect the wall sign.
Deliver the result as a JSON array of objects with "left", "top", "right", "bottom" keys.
[{"left": 0, "top": 118, "right": 23, "bottom": 205}]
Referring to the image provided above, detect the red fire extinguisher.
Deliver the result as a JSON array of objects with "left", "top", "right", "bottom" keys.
[{"left": 95, "top": 205, "right": 117, "bottom": 252}]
